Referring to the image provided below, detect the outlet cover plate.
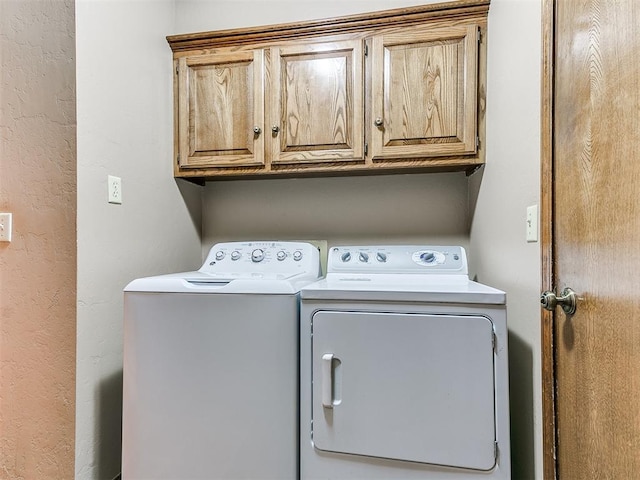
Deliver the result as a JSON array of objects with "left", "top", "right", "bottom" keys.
[{"left": 108, "top": 175, "right": 122, "bottom": 204}]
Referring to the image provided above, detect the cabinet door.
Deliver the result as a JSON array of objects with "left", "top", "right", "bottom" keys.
[
  {"left": 177, "top": 50, "right": 264, "bottom": 168},
  {"left": 269, "top": 40, "right": 364, "bottom": 165},
  {"left": 370, "top": 24, "right": 478, "bottom": 160}
]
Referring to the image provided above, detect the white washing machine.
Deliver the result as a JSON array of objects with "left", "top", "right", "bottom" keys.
[
  {"left": 300, "top": 245, "right": 510, "bottom": 479},
  {"left": 122, "top": 241, "right": 320, "bottom": 480}
]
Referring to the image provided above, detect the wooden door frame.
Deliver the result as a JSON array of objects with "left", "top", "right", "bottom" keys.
[{"left": 540, "top": 0, "right": 556, "bottom": 478}]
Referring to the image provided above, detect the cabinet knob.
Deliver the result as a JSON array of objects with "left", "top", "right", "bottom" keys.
[
  {"left": 272, "top": 125, "right": 280, "bottom": 134},
  {"left": 253, "top": 126, "right": 262, "bottom": 135},
  {"left": 374, "top": 117, "right": 383, "bottom": 127}
]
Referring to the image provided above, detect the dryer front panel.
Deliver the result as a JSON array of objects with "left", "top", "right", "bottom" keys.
[{"left": 311, "top": 311, "right": 496, "bottom": 471}]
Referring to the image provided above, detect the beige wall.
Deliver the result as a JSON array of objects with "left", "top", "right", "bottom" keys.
[
  {"left": 75, "top": 1, "right": 203, "bottom": 478},
  {"left": 469, "top": 0, "right": 542, "bottom": 478},
  {"left": 0, "top": 0, "right": 77, "bottom": 478},
  {"left": 201, "top": 173, "right": 470, "bottom": 255}
]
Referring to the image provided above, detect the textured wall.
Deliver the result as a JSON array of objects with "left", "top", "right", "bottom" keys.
[
  {"left": 0, "top": 0, "right": 77, "bottom": 478},
  {"left": 75, "top": 1, "right": 203, "bottom": 478}
]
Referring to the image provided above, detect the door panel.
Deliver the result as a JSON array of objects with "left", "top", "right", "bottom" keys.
[
  {"left": 311, "top": 311, "right": 496, "bottom": 471},
  {"left": 550, "top": 0, "right": 640, "bottom": 476},
  {"left": 370, "top": 24, "right": 478, "bottom": 160},
  {"left": 178, "top": 50, "right": 264, "bottom": 168},
  {"left": 269, "top": 40, "right": 364, "bottom": 164}
]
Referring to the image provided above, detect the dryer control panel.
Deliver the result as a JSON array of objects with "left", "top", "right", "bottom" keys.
[
  {"left": 199, "top": 241, "right": 320, "bottom": 277},
  {"left": 327, "top": 245, "right": 467, "bottom": 275}
]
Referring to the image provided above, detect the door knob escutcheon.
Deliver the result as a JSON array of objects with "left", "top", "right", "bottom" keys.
[{"left": 541, "top": 287, "right": 577, "bottom": 315}]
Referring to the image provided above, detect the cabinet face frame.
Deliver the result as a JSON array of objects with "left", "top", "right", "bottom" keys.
[
  {"left": 269, "top": 40, "right": 364, "bottom": 165},
  {"left": 177, "top": 50, "right": 265, "bottom": 169},
  {"left": 369, "top": 24, "right": 479, "bottom": 161}
]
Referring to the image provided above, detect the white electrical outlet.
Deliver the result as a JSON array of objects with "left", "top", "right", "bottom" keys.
[
  {"left": 526, "top": 205, "right": 538, "bottom": 242},
  {"left": 0, "top": 213, "right": 13, "bottom": 242},
  {"left": 108, "top": 175, "right": 122, "bottom": 204}
]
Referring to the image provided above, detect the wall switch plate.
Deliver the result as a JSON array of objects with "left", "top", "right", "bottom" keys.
[
  {"left": 108, "top": 175, "right": 122, "bottom": 204},
  {"left": 0, "top": 213, "right": 13, "bottom": 242},
  {"left": 526, "top": 204, "right": 538, "bottom": 242}
]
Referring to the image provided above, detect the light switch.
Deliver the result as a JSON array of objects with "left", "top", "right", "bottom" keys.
[
  {"left": 0, "top": 213, "right": 12, "bottom": 242},
  {"left": 526, "top": 205, "right": 538, "bottom": 242}
]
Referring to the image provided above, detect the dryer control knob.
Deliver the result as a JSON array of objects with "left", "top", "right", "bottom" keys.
[
  {"left": 251, "top": 249, "right": 265, "bottom": 262},
  {"left": 420, "top": 252, "right": 436, "bottom": 263},
  {"left": 359, "top": 252, "right": 369, "bottom": 263},
  {"left": 231, "top": 250, "right": 242, "bottom": 261},
  {"left": 376, "top": 252, "right": 387, "bottom": 263},
  {"left": 276, "top": 250, "right": 286, "bottom": 261},
  {"left": 215, "top": 251, "right": 225, "bottom": 261},
  {"left": 293, "top": 250, "right": 303, "bottom": 261},
  {"left": 341, "top": 252, "right": 352, "bottom": 262}
]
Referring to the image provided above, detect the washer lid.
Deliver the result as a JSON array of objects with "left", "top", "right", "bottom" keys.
[{"left": 125, "top": 271, "right": 319, "bottom": 294}]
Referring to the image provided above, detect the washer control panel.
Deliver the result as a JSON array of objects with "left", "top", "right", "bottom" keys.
[
  {"left": 328, "top": 245, "right": 467, "bottom": 275},
  {"left": 199, "top": 241, "right": 320, "bottom": 276}
]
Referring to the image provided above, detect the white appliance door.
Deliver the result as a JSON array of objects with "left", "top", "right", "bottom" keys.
[{"left": 311, "top": 311, "right": 496, "bottom": 471}]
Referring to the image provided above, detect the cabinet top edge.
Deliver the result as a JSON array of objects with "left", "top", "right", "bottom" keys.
[{"left": 167, "top": 0, "right": 490, "bottom": 52}]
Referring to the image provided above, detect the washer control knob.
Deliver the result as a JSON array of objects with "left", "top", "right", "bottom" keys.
[
  {"left": 293, "top": 250, "right": 303, "bottom": 261},
  {"left": 359, "top": 252, "right": 369, "bottom": 263},
  {"left": 420, "top": 252, "right": 436, "bottom": 263},
  {"left": 251, "top": 249, "right": 265, "bottom": 263},
  {"left": 341, "top": 252, "right": 352, "bottom": 262},
  {"left": 215, "top": 250, "right": 225, "bottom": 261},
  {"left": 231, "top": 250, "right": 242, "bottom": 261},
  {"left": 376, "top": 252, "right": 387, "bottom": 263},
  {"left": 276, "top": 250, "right": 287, "bottom": 261}
]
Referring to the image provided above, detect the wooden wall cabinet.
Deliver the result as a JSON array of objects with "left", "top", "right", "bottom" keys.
[
  {"left": 177, "top": 50, "right": 265, "bottom": 168},
  {"left": 369, "top": 24, "right": 478, "bottom": 161},
  {"left": 269, "top": 40, "right": 364, "bottom": 166},
  {"left": 168, "top": 0, "right": 489, "bottom": 181}
]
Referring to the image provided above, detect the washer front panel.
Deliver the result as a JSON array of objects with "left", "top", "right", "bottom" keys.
[{"left": 311, "top": 311, "right": 497, "bottom": 471}]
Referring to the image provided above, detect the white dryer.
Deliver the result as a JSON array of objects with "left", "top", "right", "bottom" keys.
[
  {"left": 122, "top": 241, "right": 320, "bottom": 480},
  {"left": 300, "top": 245, "right": 510, "bottom": 479}
]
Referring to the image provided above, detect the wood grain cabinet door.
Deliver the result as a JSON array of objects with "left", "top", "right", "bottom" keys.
[
  {"left": 269, "top": 40, "right": 364, "bottom": 165},
  {"left": 177, "top": 50, "right": 265, "bottom": 169},
  {"left": 369, "top": 24, "right": 478, "bottom": 161}
]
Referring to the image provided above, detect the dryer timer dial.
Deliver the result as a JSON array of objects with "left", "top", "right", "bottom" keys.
[{"left": 412, "top": 250, "right": 446, "bottom": 266}]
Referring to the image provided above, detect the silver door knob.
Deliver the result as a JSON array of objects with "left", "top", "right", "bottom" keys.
[
  {"left": 540, "top": 287, "right": 577, "bottom": 315},
  {"left": 272, "top": 125, "right": 280, "bottom": 134},
  {"left": 374, "top": 117, "right": 383, "bottom": 127},
  {"left": 253, "top": 126, "right": 262, "bottom": 135}
]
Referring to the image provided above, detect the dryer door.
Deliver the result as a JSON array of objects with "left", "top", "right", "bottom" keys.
[{"left": 311, "top": 311, "right": 496, "bottom": 471}]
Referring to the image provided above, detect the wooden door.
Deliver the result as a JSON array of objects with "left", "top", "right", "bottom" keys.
[
  {"left": 542, "top": 0, "right": 640, "bottom": 477},
  {"left": 369, "top": 24, "right": 478, "bottom": 161},
  {"left": 268, "top": 39, "right": 364, "bottom": 165},
  {"left": 176, "top": 50, "right": 265, "bottom": 168}
]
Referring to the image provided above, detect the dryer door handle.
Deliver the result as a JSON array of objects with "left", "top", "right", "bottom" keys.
[{"left": 322, "top": 353, "right": 334, "bottom": 408}]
